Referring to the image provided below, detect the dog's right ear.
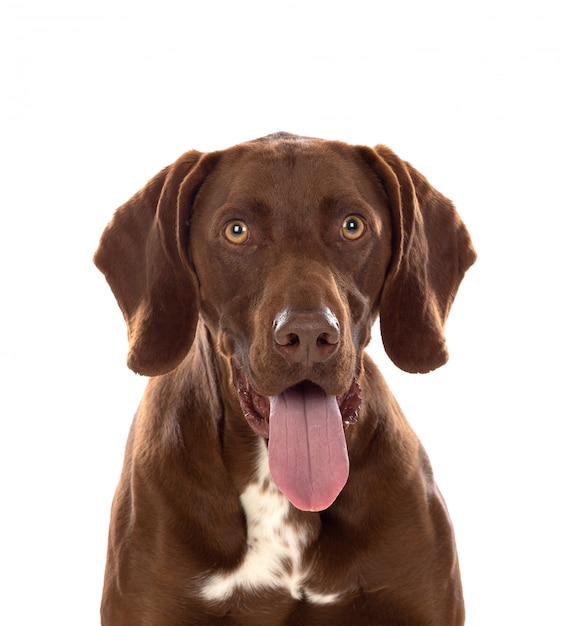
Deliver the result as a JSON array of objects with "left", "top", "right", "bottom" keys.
[{"left": 94, "top": 151, "right": 217, "bottom": 376}]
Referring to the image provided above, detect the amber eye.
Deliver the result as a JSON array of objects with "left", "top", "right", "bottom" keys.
[
  {"left": 341, "top": 215, "right": 366, "bottom": 240},
  {"left": 224, "top": 220, "right": 249, "bottom": 244}
]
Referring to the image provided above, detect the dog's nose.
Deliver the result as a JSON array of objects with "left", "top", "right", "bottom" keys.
[{"left": 273, "top": 308, "right": 340, "bottom": 365}]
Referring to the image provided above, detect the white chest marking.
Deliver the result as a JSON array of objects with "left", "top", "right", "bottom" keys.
[{"left": 199, "top": 441, "right": 340, "bottom": 605}]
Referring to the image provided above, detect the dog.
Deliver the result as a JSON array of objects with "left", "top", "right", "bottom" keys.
[{"left": 94, "top": 132, "right": 476, "bottom": 625}]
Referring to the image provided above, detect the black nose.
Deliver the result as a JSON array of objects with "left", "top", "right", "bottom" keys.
[{"left": 273, "top": 307, "right": 340, "bottom": 365}]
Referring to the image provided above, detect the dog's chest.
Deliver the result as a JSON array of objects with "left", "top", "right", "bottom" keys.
[{"left": 199, "top": 440, "right": 340, "bottom": 605}]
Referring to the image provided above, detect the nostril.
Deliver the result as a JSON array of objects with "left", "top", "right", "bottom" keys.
[{"left": 287, "top": 334, "right": 299, "bottom": 346}]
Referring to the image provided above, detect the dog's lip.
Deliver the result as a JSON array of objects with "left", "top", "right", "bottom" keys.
[{"left": 233, "top": 367, "right": 361, "bottom": 438}]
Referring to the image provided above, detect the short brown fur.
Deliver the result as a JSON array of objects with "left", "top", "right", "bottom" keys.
[{"left": 95, "top": 132, "right": 475, "bottom": 625}]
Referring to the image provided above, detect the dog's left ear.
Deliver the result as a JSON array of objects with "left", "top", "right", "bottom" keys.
[
  {"left": 94, "top": 151, "right": 218, "bottom": 376},
  {"left": 362, "top": 145, "right": 477, "bottom": 373}
]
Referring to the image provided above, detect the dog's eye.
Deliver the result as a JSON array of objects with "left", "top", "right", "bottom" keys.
[
  {"left": 224, "top": 220, "right": 249, "bottom": 244},
  {"left": 341, "top": 215, "right": 366, "bottom": 241}
]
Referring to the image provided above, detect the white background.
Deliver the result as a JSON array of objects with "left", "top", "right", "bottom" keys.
[{"left": 1, "top": 1, "right": 559, "bottom": 624}]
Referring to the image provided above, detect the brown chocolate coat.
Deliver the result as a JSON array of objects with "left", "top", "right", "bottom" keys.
[{"left": 95, "top": 133, "right": 476, "bottom": 625}]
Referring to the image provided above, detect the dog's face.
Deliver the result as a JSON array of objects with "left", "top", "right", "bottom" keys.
[{"left": 189, "top": 139, "right": 392, "bottom": 399}]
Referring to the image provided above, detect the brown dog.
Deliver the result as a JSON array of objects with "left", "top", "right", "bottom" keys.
[{"left": 95, "top": 132, "right": 476, "bottom": 625}]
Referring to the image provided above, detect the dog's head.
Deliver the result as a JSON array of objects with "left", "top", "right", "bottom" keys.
[{"left": 95, "top": 132, "right": 476, "bottom": 510}]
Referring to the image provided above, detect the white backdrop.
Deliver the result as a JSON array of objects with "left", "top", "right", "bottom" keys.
[{"left": 1, "top": 1, "right": 559, "bottom": 624}]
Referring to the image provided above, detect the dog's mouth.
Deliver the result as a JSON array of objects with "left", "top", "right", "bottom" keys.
[
  {"left": 233, "top": 367, "right": 361, "bottom": 512},
  {"left": 234, "top": 368, "right": 361, "bottom": 436}
]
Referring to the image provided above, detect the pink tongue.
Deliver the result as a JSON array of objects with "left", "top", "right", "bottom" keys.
[{"left": 268, "top": 382, "right": 349, "bottom": 512}]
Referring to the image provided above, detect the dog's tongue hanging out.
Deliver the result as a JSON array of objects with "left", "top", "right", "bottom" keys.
[{"left": 268, "top": 381, "right": 349, "bottom": 512}]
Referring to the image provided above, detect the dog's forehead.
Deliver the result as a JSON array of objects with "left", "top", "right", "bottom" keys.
[{"left": 203, "top": 137, "right": 377, "bottom": 208}]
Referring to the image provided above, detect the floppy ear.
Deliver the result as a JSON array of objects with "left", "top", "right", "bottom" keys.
[
  {"left": 94, "top": 151, "right": 216, "bottom": 376},
  {"left": 365, "top": 145, "right": 476, "bottom": 373}
]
